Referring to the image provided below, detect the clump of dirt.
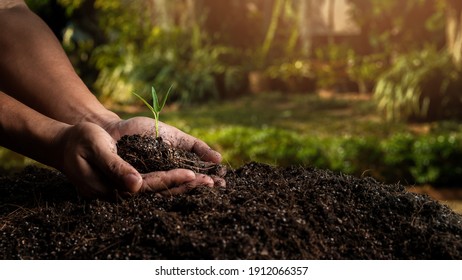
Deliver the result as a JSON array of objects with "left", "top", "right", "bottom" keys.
[
  {"left": 116, "top": 134, "right": 224, "bottom": 176},
  {"left": 0, "top": 161, "right": 461, "bottom": 260}
]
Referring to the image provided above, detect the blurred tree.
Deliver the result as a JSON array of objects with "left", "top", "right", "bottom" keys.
[
  {"left": 153, "top": 0, "right": 172, "bottom": 29},
  {"left": 298, "top": 0, "right": 313, "bottom": 57},
  {"left": 286, "top": 0, "right": 332, "bottom": 59},
  {"left": 327, "top": 0, "right": 335, "bottom": 46},
  {"left": 260, "top": 0, "right": 285, "bottom": 68}
]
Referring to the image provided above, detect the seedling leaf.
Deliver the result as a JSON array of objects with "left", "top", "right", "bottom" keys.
[
  {"left": 152, "top": 86, "right": 161, "bottom": 112},
  {"left": 160, "top": 84, "right": 173, "bottom": 111},
  {"left": 132, "top": 91, "right": 154, "bottom": 113}
]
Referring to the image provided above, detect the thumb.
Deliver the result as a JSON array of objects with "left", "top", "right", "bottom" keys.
[
  {"left": 105, "top": 158, "right": 142, "bottom": 193},
  {"left": 91, "top": 147, "right": 143, "bottom": 193},
  {"left": 121, "top": 171, "right": 143, "bottom": 193}
]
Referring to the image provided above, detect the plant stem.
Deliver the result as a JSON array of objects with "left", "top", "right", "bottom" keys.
[{"left": 154, "top": 112, "right": 159, "bottom": 137}]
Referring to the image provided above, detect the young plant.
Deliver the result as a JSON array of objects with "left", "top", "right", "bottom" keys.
[{"left": 132, "top": 85, "right": 173, "bottom": 137}]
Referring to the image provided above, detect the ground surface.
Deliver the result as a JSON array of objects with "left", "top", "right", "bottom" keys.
[{"left": 1, "top": 162, "right": 461, "bottom": 259}]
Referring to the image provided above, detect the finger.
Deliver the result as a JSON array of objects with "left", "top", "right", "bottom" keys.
[
  {"left": 140, "top": 169, "right": 196, "bottom": 192},
  {"left": 156, "top": 173, "right": 215, "bottom": 197},
  {"left": 211, "top": 175, "right": 226, "bottom": 187},
  {"left": 157, "top": 183, "right": 195, "bottom": 196},
  {"left": 173, "top": 135, "right": 222, "bottom": 163},
  {"left": 159, "top": 123, "right": 222, "bottom": 163},
  {"left": 194, "top": 173, "right": 214, "bottom": 187},
  {"left": 190, "top": 139, "right": 223, "bottom": 163}
]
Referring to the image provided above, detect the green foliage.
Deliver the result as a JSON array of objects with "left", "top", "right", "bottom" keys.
[
  {"left": 347, "top": 52, "right": 388, "bottom": 93},
  {"left": 57, "top": 0, "right": 84, "bottom": 16},
  {"left": 346, "top": 0, "right": 445, "bottom": 53},
  {"left": 75, "top": 0, "right": 249, "bottom": 104},
  {"left": 28, "top": 0, "right": 453, "bottom": 103},
  {"left": 374, "top": 48, "right": 462, "bottom": 121},
  {"left": 411, "top": 134, "right": 462, "bottom": 185},
  {"left": 159, "top": 91, "right": 462, "bottom": 186},
  {"left": 0, "top": 148, "right": 38, "bottom": 175},
  {"left": 197, "top": 126, "right": 329, "bottom": 168},
  {"left": 266, "top": 60, "right": 311, "bottom": 80},
  {"left": 313, "top": 44, "right": 353, "bottom": 90},
  {"left": 325, "top": 137, "right": 383, "bottom": 176},
  {"left": 132, "top": 85, "right": 172, "bottom": 137},
  {"left": 203, "top": 127, "right": 462, "bottom": 186},
  {"left": 265, "top": 60, "right": 316, "bottom": 92},
  {"left": 94, "top": 25, "right": 244, "bottom": 104},
  {"left": 380, "top": 133, "right": 415, "bottom": 182}
]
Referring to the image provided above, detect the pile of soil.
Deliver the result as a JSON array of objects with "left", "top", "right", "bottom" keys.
[{"left": 0, "top": 135, "right": 461, "bottom": 259}]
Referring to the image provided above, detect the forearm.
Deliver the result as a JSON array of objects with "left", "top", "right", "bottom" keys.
[
  {"left": 0, "top": 91, "right": 69, "bottom": 168},
  {"left": 0, "top": 2, "right": 119, "bottom": 127}
]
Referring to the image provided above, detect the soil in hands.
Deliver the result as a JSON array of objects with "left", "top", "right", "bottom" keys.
[
  {"left": 0, "top": 134, "right": 461, "bottom": 259},
  {"left": 116, "top": 134, "right": 224, "bottom": 176}
]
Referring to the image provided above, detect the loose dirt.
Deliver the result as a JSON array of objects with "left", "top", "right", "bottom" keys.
[{"left": 0, "top": 135, "right": 461, "bottom": 259}]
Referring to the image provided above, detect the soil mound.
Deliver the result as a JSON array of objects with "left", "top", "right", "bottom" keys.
[{"left": 1, "top": 163, "right": 461, "bottom": 259}]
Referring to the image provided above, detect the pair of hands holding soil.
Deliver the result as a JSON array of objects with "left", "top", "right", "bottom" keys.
[
  {"left": 59, "top": 117, "right": 225, "bottom": 198},
  {"left": 0, "top": 1, "right": 224, "bottom": 199},
  {"left": 0, "top": 84, "right": 225, "bottom": 200}
]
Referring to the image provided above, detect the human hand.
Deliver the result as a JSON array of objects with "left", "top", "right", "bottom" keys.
[{"left": 56, "top": 122, "right": 215, "bottom": 199}]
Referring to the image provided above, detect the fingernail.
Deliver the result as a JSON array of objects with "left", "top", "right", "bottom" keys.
[
  {"left": 213, "top": 177, "right": 226, "bottom": 187},
  {"left": 197, "top": 174, "right": 214, "bottom": 187}
]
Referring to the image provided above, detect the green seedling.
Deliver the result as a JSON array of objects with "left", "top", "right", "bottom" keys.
[{"left": 132, "top": 85, "right": 173, "bottom": 137}]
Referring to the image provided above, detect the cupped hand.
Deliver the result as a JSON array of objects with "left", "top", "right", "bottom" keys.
[{"left": 56, "top": 122, "right": 214, "bottom": 199}]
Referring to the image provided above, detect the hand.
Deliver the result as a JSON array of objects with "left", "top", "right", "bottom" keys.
[{"left": 56, "top": 122, "right": 215, "bottom": 199}]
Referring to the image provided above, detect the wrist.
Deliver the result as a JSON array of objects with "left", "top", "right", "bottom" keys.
[
  {"left": 46, "top": 122, "right": 73, "bottom": 168},
  {"left": 77, "top": 108, "right": 127, "bottom": 141}
]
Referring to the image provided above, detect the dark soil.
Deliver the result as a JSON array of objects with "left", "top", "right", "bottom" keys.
[
  {"left": 0, "top": 135, "right": 461, "bottom": 259},
  {"left": 116, "top": 135, "right": 224, "bottom": 176}
]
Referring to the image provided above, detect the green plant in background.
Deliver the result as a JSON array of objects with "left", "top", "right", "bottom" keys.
[
  {"left": 96, "top": 26, "right": 244, "bottom": 105},
  {"left": 325, "top": 136, "right": 384, "bottom": 177},
  {"left": 380, "top": 133, "right": 415, "bottom": 182},
  {"left": 313, "top": 44, "right": 353, "bottom": 91},
  {"left": 265, "top": 60, "right": 316, "bottom": 92},
  {"left": 374, "top": 47, "right": 462, "bottom": 121},
  {"left": 0, "top": 148, "right": 38, "bottom": 175},
  {"left": 411, "top": 133, "right": 462, "bottom": 186},
  {"left": 132, "top": 85, "right": 172, "bottom": 137},
  {"left": 347, "top": 52, "right": 388, "bottom": 93},
  {"left": 196, "top": 122, "right": 462, "bottom": 187}
]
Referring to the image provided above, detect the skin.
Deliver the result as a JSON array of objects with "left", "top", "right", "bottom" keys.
[{"left": 0, "top": 1, "right": 224, "bottom": 198}]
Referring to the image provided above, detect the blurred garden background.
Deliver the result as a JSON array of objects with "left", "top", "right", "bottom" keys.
[{"left": 2, "top": 0, "right": 462, "bottom": 207}]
